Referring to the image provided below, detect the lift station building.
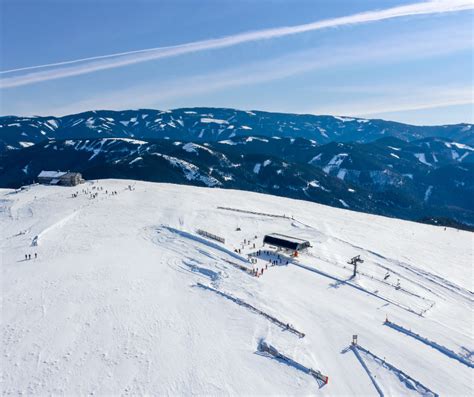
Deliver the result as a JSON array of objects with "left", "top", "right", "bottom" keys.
[{"left": 263, "top": 233, "right": 311, "bottom": 252}]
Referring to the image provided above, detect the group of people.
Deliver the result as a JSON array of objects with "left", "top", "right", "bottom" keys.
[
  {"left": 24, "top": 253, "right": 37, "bottom": 260},
  {"left": 252, "top": 250, "right": 289, "bottom": 266},
  {"left": 70, "top": 185, "right": 120, "bottom": 200},
  {"left": 235, "top": 234, "right": 294, "bottom": 278},
  {"left": 252, "top": 265, "right": 268, "bottom": 277},
  {"left": 241, "top": 236, "right": 259, "bottom": 250},
  {"left": 249, "top": 249, "right": 291, "bottom": 277},
  {"left": 383, "top": 271, "right": 401, "bottom": 289}
]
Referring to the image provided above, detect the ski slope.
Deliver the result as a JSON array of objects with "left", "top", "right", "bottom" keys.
[{"left": 1, "top": 180, "right": 472, "bottom": 395}]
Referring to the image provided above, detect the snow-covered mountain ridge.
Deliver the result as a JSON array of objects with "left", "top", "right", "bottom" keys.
[
  {"left": 1, "top": 180, "right": 472, "bottom": 395},
  {"left": 1, "top": 107, "right": 472, "bottom": 152},
  {"left": 1, "top": 107, "right": 472, "bottom": 226},
  {"left": 2, "top": 135, "right": 473, "bottom": 226}
]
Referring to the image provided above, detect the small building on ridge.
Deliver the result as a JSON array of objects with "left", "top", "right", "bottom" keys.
[{"left": 38, "top": 171, "right": 84, "bottom": 186}]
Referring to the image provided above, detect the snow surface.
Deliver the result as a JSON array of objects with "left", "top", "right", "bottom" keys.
[
  {"left": 323, "top": 154, "right": 348, "bottom": 174},
  {"left": 1, "top": 180, "right": 472, "bottom": 396},
  {"left": 414, "top": 153, "right": 431, "bottom": 166},
  {"left": 218, "top": 140, "right": 237, "bottom": 146},
  {"left": 444, "top": 142, "right": 474, "bottom": 151},
  {"left": 338, "top": 199, "right": 349, "bottom": 208},
  {"left": 424, "top": 186, "right": 433, "bottom": 202},
  {"left": 309, "top": 153, "right": 322, "bottom": 164},
  {"left": 337, "top": 169, "right": 347, "bottom": 180},
  {"left": 333, "top": 116, "right": 356, "bottom": 122},
  {"left": 182, "top": 142, "right": 213, "bottom": 155},
  {"left": 200, "top": 117, "right": 229, "bottom": 125},
  {"left": 18, "top": 141, "right": 34, "bottom": 148},
  {"left": 38, "top": 171, "right": 67, "bottom": 178},
  {"left": 129, "top": 157, "right": 143, "bottom": 165},
  {"left": 46, "top": 119, "right": 59, "bottom": 129},
  {"left": 245, "top": 137, "right": 269, "bottom": 143},
  {"left": 152, "top": 154, "right": 220, "bottom": 187}
]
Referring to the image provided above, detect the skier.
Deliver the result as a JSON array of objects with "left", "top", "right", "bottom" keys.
[
  {"left": 25, "top": 254, "right": 27, "bottom": 260},
  {"left": 35, "top": 253, "right": 37, "bottom": 259},
  {"left": 28, "top": 254, "right": 31, "bottom": 260}
]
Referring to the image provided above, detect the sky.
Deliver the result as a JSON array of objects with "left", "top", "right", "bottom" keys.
[{"left": 0, "top": 0, "right": 473, "bottom": 125}]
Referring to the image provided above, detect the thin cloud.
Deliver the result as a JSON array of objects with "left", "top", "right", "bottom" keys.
[
  {"left": 353, "top": 93, "right": 474, "bottom": 116},
  {"left": 37, "top": 25, "right": 472, "bottom": 117},
  {"left": 1, "top": 0, "right": 473, "bottom": 88},
  {"left": 309, "top": 86, "right": 474, "bottom": 119}
]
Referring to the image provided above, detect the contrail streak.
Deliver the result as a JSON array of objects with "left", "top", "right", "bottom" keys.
[{"left": 1, "top": 0, "right": 473, "bottom": 88}]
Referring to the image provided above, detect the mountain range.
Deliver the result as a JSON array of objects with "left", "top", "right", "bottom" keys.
[{"left": 1, "top": 108, "right": 473, "bottom": 226}]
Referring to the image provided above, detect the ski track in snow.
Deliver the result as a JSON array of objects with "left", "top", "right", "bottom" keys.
[
  {"left": 288, "top": 213, "right": 474, "bottom": 315},
  {"left": 292, "top": 216, "right": 472, "bottom": 305},
  {"left": 384, "top": 320, "right": 474, "bottom": 368},
  {"left": 196, "top": 283, "right": 305, "bottom": 338},
  {"left": 292, "top": 261, "right": 423, "bottom": 316},
  {"left": 257, "top": 340, "right": 327, "bottom": 388},
  {"left": 351, "top": 344, "right": 438, "bottom": 397}
]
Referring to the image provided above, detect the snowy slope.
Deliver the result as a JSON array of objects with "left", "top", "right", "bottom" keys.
[{"left": 1, "top": 180, "right": 472, "bottom": 395}]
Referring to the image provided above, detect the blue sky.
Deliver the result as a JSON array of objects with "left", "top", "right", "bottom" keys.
[{"left": 1, "top": 0, "right": 473, "bottom": 125}]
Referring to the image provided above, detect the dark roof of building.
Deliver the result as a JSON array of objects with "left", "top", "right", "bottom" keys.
[{"left": 263, "top": 233, "right": 310, "bottom": 250}]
